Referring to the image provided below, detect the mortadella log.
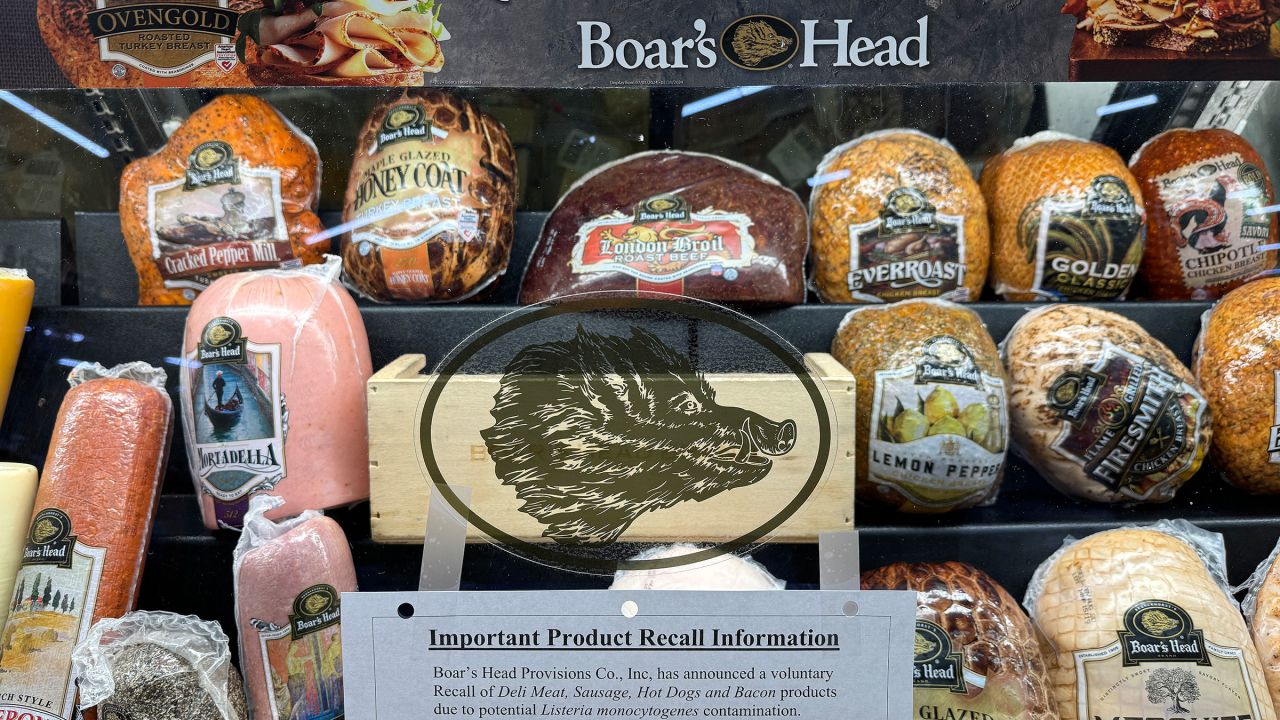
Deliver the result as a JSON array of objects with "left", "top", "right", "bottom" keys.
[
  {"left": 234, "top": 497, "right": 356, "bottom": 720},
  {"left": 179, "top": 257, "right": 372, "bottom": 530},
  {"left": 0, "top": 362, "right": 172, "bottom": 720}
]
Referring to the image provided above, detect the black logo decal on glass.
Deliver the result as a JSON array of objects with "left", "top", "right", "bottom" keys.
[
  {"left": 481, "top": 325, "right": 796, "bottom": 545},
  {"left": 720, "top": 15, "right": 798, "bottom": 71}
]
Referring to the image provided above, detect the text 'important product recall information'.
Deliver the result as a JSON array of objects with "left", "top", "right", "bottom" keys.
[{"left": 342, "top": 590, "right": 914, "bottom": 720}]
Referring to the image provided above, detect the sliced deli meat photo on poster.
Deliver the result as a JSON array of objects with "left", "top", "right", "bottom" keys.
[{"left": 11, "top": 4, "right": 1280, "bottom": 720}]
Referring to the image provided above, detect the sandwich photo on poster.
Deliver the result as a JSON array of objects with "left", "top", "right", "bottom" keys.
[{"left": 1061, "top": 0, "right": 1280, "bottom": 79}]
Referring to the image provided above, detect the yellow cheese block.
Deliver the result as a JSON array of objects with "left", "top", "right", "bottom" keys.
[
  {"left": 0, "top": 463, "right": 38, "bottom": 630},
  {"left": 1032, "top": 527, "right": 1276, "bottom": 720},
  {"left": 0, "top": 268, "right": 34, "bottom": 425}
]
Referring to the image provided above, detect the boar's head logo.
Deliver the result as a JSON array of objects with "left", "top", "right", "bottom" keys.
[
  {"left": 480, "top": 325, "right": 798, "bottom": 545},
  {"left": 723, "top": 16, "right": 798, "bottom": 70}
]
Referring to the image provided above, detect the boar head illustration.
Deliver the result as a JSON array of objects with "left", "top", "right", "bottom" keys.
[{"left": 480, "top": 326, "right": 797, "bottom": 545}]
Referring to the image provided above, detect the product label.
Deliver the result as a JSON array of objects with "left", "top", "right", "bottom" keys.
[
  {"left": 347, "top": 104, "right": 486, "bottom": 300},
  {"left": 1048, "top": 343, "right": 1206, "bottom": 501},
  {"left": 868, "top": 335, "right": 1007, "bottom": 508},
  {"left": 0, "top": 510, "right": 107, "bottom": 720},
  {"left": 571, "top": 196, "right": 757, "bottom": 294},
  {"left": 89, "top": 0, "right": 239, "bottom": 78},
  {"left": 1154, "top": 153, "right": 1271, "bottom": 296},
  {"left": 1268, "top": 371, "right": 1280, "bottom": 464},
  {"left": 846, "top": 187, "right": 967, "bottom": 302},
  {"left": 255, "top": 585, "right": 345, "bottom": 720},
  {"left": 913, "top": 620, "right": 1010, "bottom": 719},
  {"left": 185, "top": 316, "right": 288, "bottom": 527},
  {"left": 1074, "top": 600, "right": 1263, "bottom": 720},
  {"left": 147, "top": 141, "right": 294, "bottom": 301},
  {"left": 1021, "top": 175, "right": 1145, "bottom": 300}
]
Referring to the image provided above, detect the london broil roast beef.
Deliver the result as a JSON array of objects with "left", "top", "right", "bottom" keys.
[{"left": 519, "top": 151, "right": 808, "bottom": 305}]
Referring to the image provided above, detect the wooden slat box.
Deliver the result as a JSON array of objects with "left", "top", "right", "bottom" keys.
[{"left": 368, "top": 353, "right": 855, "bottom": 545}]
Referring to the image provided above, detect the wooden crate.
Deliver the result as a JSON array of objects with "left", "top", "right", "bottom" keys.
[{"left": 368, "top": 353, "right": 855, "bottom": 544}]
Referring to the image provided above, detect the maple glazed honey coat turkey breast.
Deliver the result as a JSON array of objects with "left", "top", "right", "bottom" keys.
[
  {"left": 982, "top": 132, "right": 1146, "bottom": 302},
  {"left": 862, "top": 562, "right": 1055, "bottom": 720},
  {"left": 119, "top": 94, "right": 326, "bottom": 305},
  {"left": 520, "top": 151, "right": 808, "bottom": 305},
  {"left": 341, "top": 89, "right": 516, "bottom": 302},
  {"left": 1027, "top": 523, "right": 1277, "bottom": 720},
  {"left": 1130, "top": 128, "right": 1277, "bottom": 300},
  {"left": 810, "top": 129, "right": 989, "bottom": 303}
]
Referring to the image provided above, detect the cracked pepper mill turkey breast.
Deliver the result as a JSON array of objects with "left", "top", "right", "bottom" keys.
[
  {"left": 120, "top": 95, "right": 326, "bottom": 305},
  {"left": 862, "top": 562, "right": 1056, "bottom": 720},
  {"left": 341, "top": 89, "right": 516, "bottom": 302},
  {"left": 983, "top": 132, "right": 1146, "bottom": 301},
  {"left": 1027, "top": 523, "right": 1276, "bottom": 720},
  {"left": 1003, "top": 305, "right": 1210, "bottom": 504},
  {"left": 832, "top": 299, "right": 1009, "bottom": 513},
  {"left": 809, "top": 129, "right": 989, "bottom": 303}
]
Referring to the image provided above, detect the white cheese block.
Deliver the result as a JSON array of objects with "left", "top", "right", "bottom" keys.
[
  {"left": 1029, "top": 526, "right": 1275, "bottom": 720},
  {"left": 0, "top": 462, "right": 37, "bottom": 630}
]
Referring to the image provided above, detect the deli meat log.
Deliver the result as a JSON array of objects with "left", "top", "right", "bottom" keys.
[
  {"left": 0, "top": 362, "right": 172, "bottom": 720},
  {"left": 235, "top": 498, "right": 357, "bottom": 720}
]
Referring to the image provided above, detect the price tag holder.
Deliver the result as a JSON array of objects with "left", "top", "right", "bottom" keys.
[{"left": 342, "top": 590, "right": 914, "bottom": 720}]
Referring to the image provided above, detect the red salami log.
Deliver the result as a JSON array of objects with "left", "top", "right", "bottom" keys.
[
  {"left": 0, "top": 362, "right": 172, "bottom": 720},
  {"left": 520, "top": 151, "right": 808, "bottom": 305}
]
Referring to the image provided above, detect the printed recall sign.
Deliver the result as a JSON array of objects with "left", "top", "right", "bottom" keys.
[{"left": 342, "top": 590, "right": 914, "bottom": 720}]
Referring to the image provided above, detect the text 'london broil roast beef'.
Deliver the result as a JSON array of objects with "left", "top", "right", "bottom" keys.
[
  {"left": 520, "top": 151, "right": 808, "bottom": 305},
  {"left": 341, "top": 89, "right": 516, "bottom": 302}
]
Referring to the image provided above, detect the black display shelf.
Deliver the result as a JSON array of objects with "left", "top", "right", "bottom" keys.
[
  {"left": 6, "top": 205, "right": 1278, "bottom": 648},
  {"left": 9, "top": 298, "right": 1279, "bottom": 653},
  {"left": 0, "top": 218, "right": 65, "bottom": 305}
]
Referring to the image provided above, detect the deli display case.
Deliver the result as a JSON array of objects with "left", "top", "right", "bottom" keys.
[{"left": 5, "top": 3, "right": 1280, "bottom": 720}]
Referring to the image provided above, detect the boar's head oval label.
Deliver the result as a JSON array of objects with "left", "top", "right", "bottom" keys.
[
  {"left": 720, "top": 15, "right": 798, "bottom": 71},
  {"left": 417, "top": 293, "right": 840, "bottom": 574}
]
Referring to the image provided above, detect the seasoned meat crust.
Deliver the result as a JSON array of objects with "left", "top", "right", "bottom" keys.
[
  {"left": 1195, "top": 277, "right": 1280, "bottom": 493},
  {"left": 1129, "top": 128, "right": 1277, "bottom": 300},
  {"left": 810, "top": 130, "right": 989, "bottom": 304},
  {"left": 832, "top": 299, "right": 1008, "bottom": 513}
]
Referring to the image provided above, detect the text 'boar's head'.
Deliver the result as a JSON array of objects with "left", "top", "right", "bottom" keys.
[{"left": 481, "top": 326, "right": 797, "bottom": 545}]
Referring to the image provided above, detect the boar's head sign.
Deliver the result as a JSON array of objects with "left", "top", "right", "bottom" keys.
[
  {"left": 417, "top": 293, "right": 837, "bottom": 574},
  {"left": 481, "top": 325, "right": 798, "bottom": 545}
]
